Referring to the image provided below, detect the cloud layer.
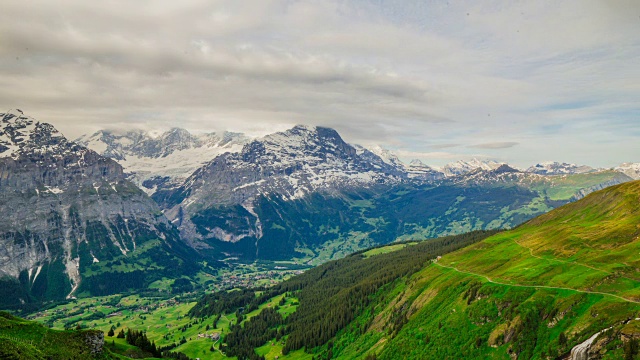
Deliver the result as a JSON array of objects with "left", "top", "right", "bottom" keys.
[{"left": 1, "top": 0, "right": 638, "bottom": 167}]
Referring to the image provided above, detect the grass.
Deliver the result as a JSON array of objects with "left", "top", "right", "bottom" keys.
[
  {"left": 439, "top": 181, "right": 640, "bottom": 300},
  {"left": 362, "top": 242, "right": 417, "bottom": 258},
  {"left": 0, "top": 311, "right": 118, "bottom": 359}
]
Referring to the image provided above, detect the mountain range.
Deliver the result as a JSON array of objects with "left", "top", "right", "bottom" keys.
[
  {"left": 1, "top": 110, "right": 637, "bottom": 307},
  {"left": 81, "top": 124, "right": 634, "bottom": 262}
]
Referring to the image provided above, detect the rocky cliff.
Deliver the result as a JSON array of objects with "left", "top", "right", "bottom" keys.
[{"left": 0, "top": 110, "right": 196, "bottom": 307}]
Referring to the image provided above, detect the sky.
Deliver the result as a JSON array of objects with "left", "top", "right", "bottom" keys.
[{"left": 1, "top": 0, "right": 639, "bottom": 168}]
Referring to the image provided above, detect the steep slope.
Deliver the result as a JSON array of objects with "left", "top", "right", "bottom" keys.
[
  {"left": 0, "top": 110, "right": 201, "bottom": 309},
  {"left": 76, "top": 128, "right": 248, "bottom": 194},
  {"left": 405, "top": 159, "right": 445, "bottom": 181},
  {"left": 186, "top": 180, "right": 640, "bottom": 360}
]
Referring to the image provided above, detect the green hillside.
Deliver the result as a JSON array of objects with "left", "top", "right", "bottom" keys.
[{"left": 0, "top": 311, "right": 117, "bottom": 360}]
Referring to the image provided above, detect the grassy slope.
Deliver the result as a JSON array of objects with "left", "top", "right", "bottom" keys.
[
  {"left": 441, "top": 180, "right": 640, "bottom": 299},
  {"left": 0, "top": 311, "right": 118, "bottom": 360},
  {"left": 329, "top": 181, "right": 640, "bottom": 360}
]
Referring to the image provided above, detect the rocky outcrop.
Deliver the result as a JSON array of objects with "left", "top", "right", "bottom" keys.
[
  {"left": 571, "top": 174, "right": 633, "bottom": 201},
  {"left": 569, "top": 328, "right": 611, "bottom": 360},
  {"left": 83, "top": 330, "right": 104, "bottom": 354}
]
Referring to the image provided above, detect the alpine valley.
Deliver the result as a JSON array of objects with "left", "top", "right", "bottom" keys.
[{"left": 2, "top": 110, "right": 640, "bottom": 360}]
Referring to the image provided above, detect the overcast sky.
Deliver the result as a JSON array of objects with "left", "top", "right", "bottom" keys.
[{"left": 1, "top": 0, "right": 638, "bottom": 167}]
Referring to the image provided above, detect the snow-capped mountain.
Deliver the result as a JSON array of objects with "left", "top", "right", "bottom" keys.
[
  {"left": 526, "top": 161, "right": 595, "bottom": 175},
  {"left": 76, "top": 128, "right": 248, "bottom": 194},
  {"left": 405, "top": 159, "right": 445, "bottom": 181},
  {"left": 615, "top": 163, "right": 640, "bottom": 180},
  {"left": 441, "top": 158, "right": 505, "bottom": 177},
  {"left": 363, "top": 145, "right": 406, "bottom": 169},
  {"left": 155, "top": 125, "right": 406, "bottom": 244},
  {"left": 0, "top": 110, "right": 194, "bottom": 306}
]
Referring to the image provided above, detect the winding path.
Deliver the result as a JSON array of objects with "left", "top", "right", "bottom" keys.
[
  {"left": 509, "top": 238, "right": 640, "bottom": 284},
  {"left": 432, "top": 262, "right": 640, "bottom": 304}
]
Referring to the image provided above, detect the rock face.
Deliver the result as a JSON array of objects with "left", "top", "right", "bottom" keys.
[
  {"left": 571, "top": 174, "right": 634, "bottom": 201},
  {"left": 76, "top": 127, "right": 249, "bottom": 195},
  {"left": 0, "top": 110, "right": 189, "bottom": 306},
  {"left": 405, "top": 159, "right": 445, "bottom": 181},
  {"left": 83, "top": 330, "right": 105, "bottom": 354}
]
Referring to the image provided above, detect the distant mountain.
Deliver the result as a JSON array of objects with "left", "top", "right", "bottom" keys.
[
  {"left": 441, "top": 158, "right": 505, "bottom": 177},
  {"left": 152, "top": 125, "right": 406, "bottom": 256},
  {"left": 0, "top": 110, "right": 201, "bottom": 309},
  {"left": 405, "top": 159, "right": 445, "bottom": 181},
  {"left": 526, "top": 161, "right": 595, "bottom": 175},
  {"left": 76, "top": 128, "right": 248, "bottom": 194},
  {"left": 362, "top": 145, "right": 406, "bottom": 169},
  {"left": 615, "top": 162, "right": 640, "bottom": 180}
]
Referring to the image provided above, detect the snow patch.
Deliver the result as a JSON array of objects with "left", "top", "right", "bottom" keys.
[{"left": 45, "top": 186, "right": 64, "bottom": 194}]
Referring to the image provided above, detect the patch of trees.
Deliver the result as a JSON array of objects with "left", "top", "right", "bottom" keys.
[
  {"left": 222, "top": 308, "right": 284, "bottom": 360},
  {"left": 171, "top": 278, "right": 194, "bottom": 294},
  {"left": 162, "top": 351, "right": 193, "bottom": 360},
  {"left": 125, "top": 329, "right": 161, "bottom": 358},
  {"left": 189, "top": 287, "right": 271, "bottom": 318}
]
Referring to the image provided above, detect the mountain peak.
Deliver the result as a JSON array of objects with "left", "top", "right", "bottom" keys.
[
  {"left": 290, "top": 124, "right": 318, "bottom": 132},
  {"left": 0, "top": 110, "right": 68, "bottom": 159},
  {"left": 493, "top": 164, "right": 519, "bottom": 174},
  {"left": 442, "top": 158, "right": 503, "bottom": 177}
]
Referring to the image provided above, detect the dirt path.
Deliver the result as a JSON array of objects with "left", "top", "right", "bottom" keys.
[
  {"left": 511, "top": 238, "right": 613, "bottom": 275},
  {"left": 432, "top": 262, "right": 640, "bottom": 304}
]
